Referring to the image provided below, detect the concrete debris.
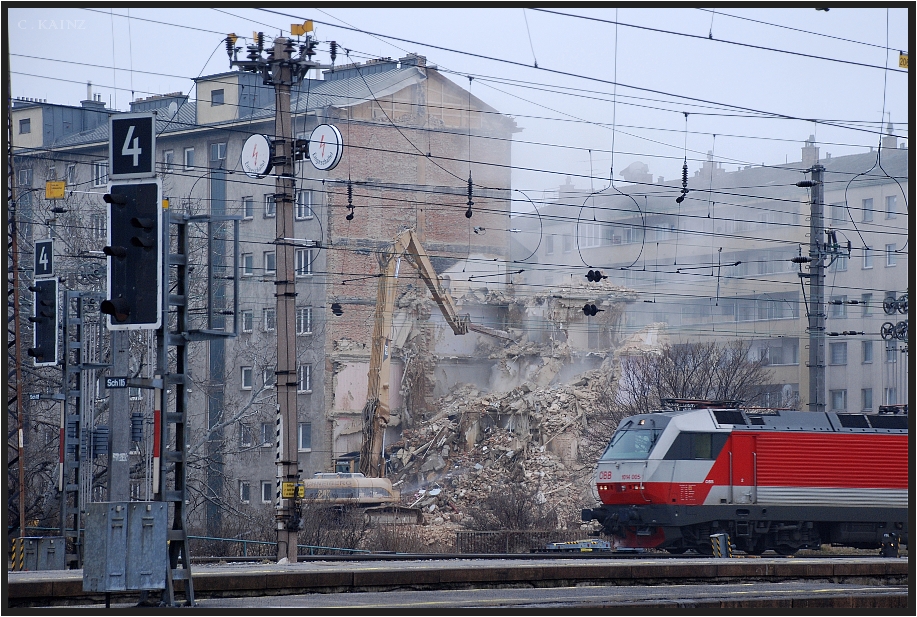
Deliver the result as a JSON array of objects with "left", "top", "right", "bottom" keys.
[
  {"left": 374, "top": 283, "right": 647, "bottom": 548},
  {"left": 387, "top": 366, "right": 622, "bottom": 548}
]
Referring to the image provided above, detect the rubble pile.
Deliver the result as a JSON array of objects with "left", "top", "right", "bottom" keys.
[{"left": 385, "top": 366, "right": 621, "bottom": 549}]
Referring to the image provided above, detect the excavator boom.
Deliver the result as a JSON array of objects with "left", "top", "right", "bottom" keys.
[{"left": 358, "top": 228, "right": 512, "bottom": 477}]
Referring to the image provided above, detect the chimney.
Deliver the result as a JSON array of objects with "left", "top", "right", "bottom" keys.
[
  {"left": 882, "top": 121, "right": 897, "bottom": 151},
  {"left": 801, "top": 135, "right": 819, "bottom": 168},
  {"left": 80, "top": 81, "right": 106, "bottom": 109}
]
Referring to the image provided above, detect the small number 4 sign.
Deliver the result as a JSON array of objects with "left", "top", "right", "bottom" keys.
[{"left": 34, "top": 239, "right": 54, "bottom": 278}]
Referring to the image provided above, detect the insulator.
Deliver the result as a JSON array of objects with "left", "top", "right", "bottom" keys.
[
  {"left": 330, "top": 41, "right": 338, "bottom": 63},
  {"left": 225, "top": 37, "right": 234, "bottom": 59},
  {"left": 347, "top": 181, "right": 353, "bottom": 206},
  {"left": 681, "top": 161, "right": 688, "bottom": 189},
  {"left": 256, "top": 32, "right": 264, "bottom": 54},
  {"left": 465, "top": 175, "right": 474, "bottom": 218}
]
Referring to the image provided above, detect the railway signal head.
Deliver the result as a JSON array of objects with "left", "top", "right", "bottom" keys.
[
  {"left": 583, "top": 303, "right": 602, "bottom": 317},
  {"left": 27, "top": 279, "right": 58, "bottom": 366},
  {"left": 100, "top": 181, "right": 162, "bottom": 329}
]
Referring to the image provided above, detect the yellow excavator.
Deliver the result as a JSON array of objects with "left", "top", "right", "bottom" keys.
[{"left": 303, "top": 228, "right": 513, "bottom": 525}]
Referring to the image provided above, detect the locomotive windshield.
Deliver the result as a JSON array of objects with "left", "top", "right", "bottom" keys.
[{"left": 600, "top": 427, "right": 663, "bottom": 460}]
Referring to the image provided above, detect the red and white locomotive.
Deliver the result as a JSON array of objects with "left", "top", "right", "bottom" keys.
[{"left": 581, "top": 400, "right": 908, "bottom": 555}]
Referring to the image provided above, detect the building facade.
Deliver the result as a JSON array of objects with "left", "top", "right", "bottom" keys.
[
  {"left": 11, "top": 55, "right": 519, "bottom": 535},
  {"left": 511, "top": 134, "right": 909, "bottom": 412}
]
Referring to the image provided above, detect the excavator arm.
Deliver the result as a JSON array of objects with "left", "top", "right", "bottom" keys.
[{"left": 359, "top": 228, "right": 513, "bottom": 477}]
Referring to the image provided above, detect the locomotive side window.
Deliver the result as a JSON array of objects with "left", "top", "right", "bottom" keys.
[
  {"left": 663, "top": 432, "right": 728, "bottom": 460},
  {"left": 600, "top": 428, "right": 663, "bottom": 460}
]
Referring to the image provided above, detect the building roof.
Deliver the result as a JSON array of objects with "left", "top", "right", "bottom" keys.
[{"left": 46, "top": 64, "right": 431, "bottom": 149}]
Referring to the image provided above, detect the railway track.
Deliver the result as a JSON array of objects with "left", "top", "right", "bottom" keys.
[
  {"left": 9, "top": 554, "right": 907, "bottom": 608},
  {"left": 188, "top": 547, "right": 901, "bottom": 564}
]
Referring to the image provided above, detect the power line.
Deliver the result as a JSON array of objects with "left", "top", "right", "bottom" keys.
[{"left": 532, "top": 8, "right": 907, "bottom": 74}]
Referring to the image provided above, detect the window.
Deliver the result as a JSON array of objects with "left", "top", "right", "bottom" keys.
[
  {"left": 295, "top": 248, "right": 312, "bottom": 277},
  {"left": 264, "top": 194, "right": 276, "bottom": 218},
  {"left": 862, "top": 198, "right": 873, "bottom": 222},
  {"left": 210, "top": 142, "right": 226, "bottom": 161},
  {"left": 580, "top": 222, "right": 602, "bottom": 248},
  {"left": 240, "top": 253, "right": 253, "bottom": 276},
  {"left": 183, "top": 147, "right": 195, "bottom": 170},
  {"left": 263, "top": 308, "right": 276, "bottom": 332},
  {"left": 662, "top": 432, "right": 727, "bottom": 460},
  {"left": 767, "top": 339, "right": 799, "bottom": 366},
  {"left": 264, "top": 251, "right": 276, "bottom": 275},
  {"left": 19, "top": 118, "right": 30, "bottom": 134},
  {"left": 829, "top": 295, "right": 846, "bottom": 319},
  {"left": 298, "top": 422, "right": 312, "bottom": 451},
  {"left": 242, "top": 196, "right": 254, "bottom": 219},
  {"left": 163, "top": 150, "right": 174, "bottom": 172},
  {"left": 211, "top": 89, "right": 225, "bottom": 106},
  {"left": 296, "top": 307, "right": 312, "bottom": 335},
  {"left": 47, "top": 165, "right": 57, "bottom": 181},
  {"left": 830, "top": 254, "right": 847, "bottom": 272},
  {"left": 18, "top": 168, "right": 32, "bottom": 187},
  {"left": 90, "top": 214, "right": 106, "bottom": 239},
  {"left": 239, "top": 423, "right": 253, "bottom": 447},
  {"left": 263, "top": 368, "right": 276, "bottom": 389},
  {"left": 66, "top": 164, "right": 76, "bottom": 185},
  {"left": 829, "top": 342, "right": 847, "bottom": 365},
  {"left": 830, "top": 203, "right": 845, "bottom": 223},
  {"left": 884, "top": 388, "right": 897, "bottom": 405},
  {"left": 241, "top": 366, "right": 253, "bottom": 390},
  {"left": 92, "top": 161, "right": 108, "bottom": 186},
  {"left": 862, "top": 248, "right": 873, "bottom": 269},
  {"left": 861, "top": 293, "right": 873, "bottom": 316},
  {"left": 295, "top": 190, "right": 313, "bottom": 220},
  {"left": 261, "top": 481, "right": 273, "bottom": 504},
  {"left": 260, "top": 422, "right": 273, "bottom": 446},
  {"left": 862, "top": 341, "right": 873, "bottom": 364},
  {"left": 241, "top": 309, "right": 253, "bottom": 333},
  {"left": 829, "top": 389, "right": 847, "bottom": 412},
  {"left": 129, "top": 387, "right": 142, "bottom": 401},
  {"left": 861, "top": 388, "right": 873, "bottom": 411},
  {"left": 298, "top": 364, "right": 312, "bottom": 393},
  {"left": 885, "top": 244, "right": 896, "bottom": 267},
  {"left": 885, "top": 340, "right": 897, "bottom": 363},
  {"left": 239, "top": 481, "right": 250, "bottom": 503},
  {"left": 562, "top": 234, "right": 573, "bottom": 253},
  {"left": 545, "top": 235, "right": 554, "bottom": 256},
  {"left": 885, "top": 195, "right": 896, "bottom": 219}
]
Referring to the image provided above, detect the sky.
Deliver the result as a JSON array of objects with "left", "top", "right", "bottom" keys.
[{"left": 7, "top": 6, "right": 911, "bottom": 202}]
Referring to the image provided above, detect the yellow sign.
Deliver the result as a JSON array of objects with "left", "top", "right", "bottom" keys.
[
  {"left": 899, "top": 52, "right": 908, "bottom": 69},
  {"left": 227, "top": 33, "right": 238, "bottom": 46},
  {"left": 45, "top": 181, "right": 66, "bottom": 199},
  {"left": 290, "top": 21, "right": 313, "bottom": 36},
  {"left": 281, "top": 482, "right": 304, "bottom": 498},
  {"left": 162, "top": 199, "right": 170, "bottom": 210}
]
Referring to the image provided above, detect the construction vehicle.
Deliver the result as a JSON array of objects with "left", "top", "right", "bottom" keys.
[
  {"left": 312, "top": 228, "right": 513, "bottom": 525},
  {"left": 359, "top": 227, "right": 514, "bottom": 479}
]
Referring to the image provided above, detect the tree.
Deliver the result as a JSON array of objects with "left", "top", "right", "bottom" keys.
[{"left": 614, "top": 339, "right": 783, "bottom": 415}]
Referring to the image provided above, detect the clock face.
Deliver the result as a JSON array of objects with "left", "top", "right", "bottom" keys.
[
  {"left": 241, "top": 134, "right": 272, "bottom": 178},
  {"left": 308, "top": 124, "right": 344, "bottom": 171}
]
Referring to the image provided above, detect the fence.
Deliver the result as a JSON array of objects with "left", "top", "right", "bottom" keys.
[{"left": 455, "top": 530, "right": 590, "bottom": 554}]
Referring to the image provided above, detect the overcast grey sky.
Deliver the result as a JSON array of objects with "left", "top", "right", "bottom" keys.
[{"left": 8, "top": 6, "right": 910, "bottom": 199}]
